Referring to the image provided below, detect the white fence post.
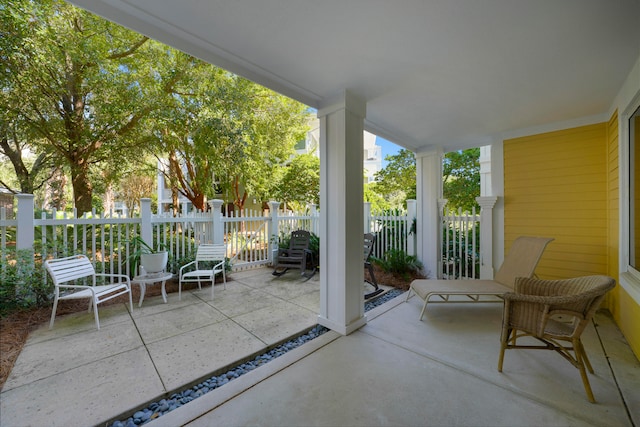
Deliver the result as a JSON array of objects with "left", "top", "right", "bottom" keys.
[
  {"left": 140, "top": 198, "right": 152, "bottom": 245},
  {"left": 16, "top": 194, "right": 34, "bottom": 250},
  {"left": 269, "top": 201, "right": 281, "bottom": 263},
  {"left": 309, "top": 204, "right": 319, "bottom": 236},
  {"left": 363, "top": 202, "right": 371, "bottom": 234},
  {"left": 209, "top": 199, "right": 224, "bottom": 244},
  {"left": 406, "top": 199, "right": 416, "bottom": 256},
  {"left": 437, "top": 198, "right": 448, "bottom": 279},
  {"left": 476, "top": 196, "right": 498, "bottom": 279}
]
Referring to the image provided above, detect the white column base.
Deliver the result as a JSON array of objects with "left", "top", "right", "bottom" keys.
[{"left": 318, "top": 314, "right": 367, "bottom": 336}]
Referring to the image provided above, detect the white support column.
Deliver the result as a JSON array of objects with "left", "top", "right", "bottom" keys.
[
  {"left": 476, "top": 196, "right": 498, "bottom": 279},
  {"left": 479, "top": 145, "right": 492, "bottom": 197},
  {"left": 16, "top": 194, "right": 34, "bottom": 250},
  {"left": 140, "top": 198, "right": 153, "bottom": 246},
  {"left": 415, "top": 149, "right": 443, "bottom": 280},
  {"left": 209, "top": 199, "right": 224, "bottom": 244},
  {"left": 317, "top": 90, "right": 366, "bottom": 335}
]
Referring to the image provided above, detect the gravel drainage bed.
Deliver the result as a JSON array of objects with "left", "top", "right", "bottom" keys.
[{"left": 110, "top": 288, "right": 404, "bottom": 427}]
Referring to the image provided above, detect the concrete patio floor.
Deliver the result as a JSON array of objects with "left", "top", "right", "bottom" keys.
[
  {"left": 0, "top": 267, "right": 323, "bottom": 426},
  {"left": 1, "top": 267, "right": 639, "bottom": 427}
]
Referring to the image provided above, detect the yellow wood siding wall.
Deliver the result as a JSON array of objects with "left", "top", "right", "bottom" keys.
[
  {"left": 606, "top": 111, "right": 619, "bottom": 307},
  {"left": 608, "top": 110, "right": 640, "bottom": 359},
  {"left": 504, "top": 123, "right": 608, "bottom": 279}
]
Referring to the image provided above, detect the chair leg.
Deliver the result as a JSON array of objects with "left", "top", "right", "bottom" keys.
[
  {"left": 178, "top": 279, "right": 182, "bottom": 301},
  {"left": 498, "top": 328, "right": 511, "bottom": 372},
  {"left": 93, "top": 298, "right": 101, "bottom": 330},
  {"left": 128, "top": 288, "right": 134, "bottom": 312},
  {"left": 577, "top": 339, "right": 594, "bottom": 373},
  {"left": 574, "top": 338, "right": 596, "bottom": 403},
  {"left": 49, "top": 297, "right": 59, "bottom": 329},
  {"left": 405, "top": 287, "right": 414, "bottom": 301},
  {"left": 419, "top": 300, "right": 428, "bottom": 321}
]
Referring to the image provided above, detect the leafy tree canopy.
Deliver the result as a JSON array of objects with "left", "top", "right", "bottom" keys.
[
  {"left": 371, "top": 147, "right": 480, "bottom": 212},
  {"left": 273, "top": 153, "right": 320, "bottom": 211},
  {"left": 1, "top": 0, "right": 162, "bottom": 215},
  {"left": 442, "top": 148, "right": 480, "bottom": 212}
]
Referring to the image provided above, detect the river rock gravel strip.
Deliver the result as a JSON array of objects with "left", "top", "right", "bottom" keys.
[{"left": 110, "top": 289, "right": 404, "bottom": 427}]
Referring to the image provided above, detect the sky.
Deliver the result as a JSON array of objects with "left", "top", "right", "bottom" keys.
[{"left": 376, "top": 136, "right": 402, "bottom": 168}]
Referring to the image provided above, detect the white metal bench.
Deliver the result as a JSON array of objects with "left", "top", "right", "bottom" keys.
[{"left": 45, "top": 254, "right": 133, "bottom": 330}]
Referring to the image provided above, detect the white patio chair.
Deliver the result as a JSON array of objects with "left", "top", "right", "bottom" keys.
[
  {"left": 45, "top": 254, "right": 133, "bottom": 330},
  {"left": 179, "top": 244, "right": 227, "bottom": 300}
]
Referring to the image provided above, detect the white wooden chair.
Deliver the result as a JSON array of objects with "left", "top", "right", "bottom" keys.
[
  {"left": 45, "top": 254, "right": 133, "bottom": 330},
  {"left": 179, "top": 244, "right": 227, "bottom": 300}
]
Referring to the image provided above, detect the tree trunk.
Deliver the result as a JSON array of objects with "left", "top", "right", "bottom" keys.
[{"left": 70, "top": 163, "right": 93, "bottom": 215}]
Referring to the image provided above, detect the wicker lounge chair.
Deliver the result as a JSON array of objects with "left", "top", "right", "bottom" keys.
[
  {"left": 498, "top": 275, "right": 615, "bottom": 403},
  {"left": 406, "top": 236, "right": 554, "bottom": 320}
]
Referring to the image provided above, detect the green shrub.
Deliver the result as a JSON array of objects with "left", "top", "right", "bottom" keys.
[
  {"left": 372, "top": 249, "right": 423, "bottom": 280},
  {"left": 0, "top": 249, "right": 51, "bottom": 316}
]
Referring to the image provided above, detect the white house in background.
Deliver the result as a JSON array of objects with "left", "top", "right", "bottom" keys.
[
  {"left": 159, "top": 115, "right": 384, "bottom": 212},
  {"left": 298, "top": 116, "right": 382, "bottom": 184},
  {"left": 363, "top": 131, "right": 382, "bottom": 184}
]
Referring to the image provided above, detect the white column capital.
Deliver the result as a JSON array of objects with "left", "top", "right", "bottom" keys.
[
  {"left": 476, "top": 196, "right": 498, "bottom": 209},
  {"left": 317, "top": 90, "right": 366, "bottom": 119},
  {"left": 414, "top": 147, "right": 443, "bottom": 159}
]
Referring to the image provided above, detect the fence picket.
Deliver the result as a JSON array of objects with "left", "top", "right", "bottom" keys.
[{"left": 1, "top": 198, "right": 454, "bottom": 279}]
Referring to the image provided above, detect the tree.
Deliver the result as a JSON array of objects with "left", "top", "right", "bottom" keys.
[
  {"left": 0, "top": 112, "right": 55, "bottom": 195},
  {"left": 373, "top": 149, "right": 417, "bottom": 207},
  {"left": 371, "top": 147, "right": 479, "bottom": 212},
  {"left": 153, "top": 60, "right": 309, "bottom": 212},
  {"left": 1, "top": 0, "right": 160, "bottom": 215},
  {"left": 442, "top": 148, "right": 480, "bottom": 212},
  {"left": 274, "top": 154, "right": 320, "bottom": 211}
]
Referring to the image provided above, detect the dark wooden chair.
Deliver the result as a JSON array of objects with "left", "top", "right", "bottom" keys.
[
  {"left": 364, "top": 233, "right": 383, "bottom": 299},
  {"left": 272, "top": 230, "right": 315, "bottom": 278}
]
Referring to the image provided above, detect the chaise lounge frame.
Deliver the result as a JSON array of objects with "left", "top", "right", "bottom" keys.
[{"left": 406, "top": 236, "right": 554, "bottom": 320}]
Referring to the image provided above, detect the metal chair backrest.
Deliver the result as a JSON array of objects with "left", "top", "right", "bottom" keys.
[
  {"left": 195, "top": 244, "right": 226, "bottom": 265},
  {"left": 45, "top": 255, "right": 96, "bottom": 286}
]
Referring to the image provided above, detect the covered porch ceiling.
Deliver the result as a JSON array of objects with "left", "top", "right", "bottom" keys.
[{"left": 67, "top": 0, "right": 640, "bottom": 153}]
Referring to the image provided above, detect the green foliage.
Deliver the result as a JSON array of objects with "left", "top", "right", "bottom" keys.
[
  {"left": 369, "top": 147, "right": 480, "bottom": 213},
  {"left": 273, "top": 154, "right": 320, "bottom": 209},
  {"left": 373, "top": 149, "right": 416, "bottom": 207},
  {"left": 364, "top": 182, "right": 391, "bottom": 213},
  {"left": 0, "top": 249, "right": 50, "bottom": 316},
  {"left": 124, "top": 236, "right": 170, "bottom": 276},
  {"left": 442, "top": 225, "right": 480, "bottom": 279},
  {"left": 443, "top": 148, "right": 480, "bottom": 212},
  {"left": 154, "top": 60, "right": 309, "bottom": 212},
  {"left": 372, "top": 249, "right": 423, "bottom": 280}
]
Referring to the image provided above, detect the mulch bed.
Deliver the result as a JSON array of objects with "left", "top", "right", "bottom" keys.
[{"left": 0, "top": 265, "right": 423, "bottom": 390}]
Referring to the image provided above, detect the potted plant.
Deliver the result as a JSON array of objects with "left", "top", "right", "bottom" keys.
[{"left": 126, "top": 236, "right": 169, "bottom": 276}]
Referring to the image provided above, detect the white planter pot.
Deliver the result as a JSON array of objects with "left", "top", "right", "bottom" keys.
[{"left": 140, "top": 251, "right": 168, "bottom": 274}]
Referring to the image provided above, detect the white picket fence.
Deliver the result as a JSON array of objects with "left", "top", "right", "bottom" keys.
[
  {"left": 440, "top": 206, "right": 481, "bottom": 279},
  {"left": 1, "top": 195, "right": 485, "bottom": 282},
  {"left": 1, "top": 196, "right": 418, "bottom": 278}
]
